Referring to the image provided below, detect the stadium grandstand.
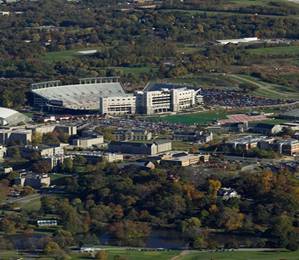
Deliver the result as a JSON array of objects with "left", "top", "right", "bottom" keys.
[
  {"left": 31, "top": 77, "right": 126, "bottom": 113},
  {"left": 0, "top": 107, "right": 30, "bottom": 126}
]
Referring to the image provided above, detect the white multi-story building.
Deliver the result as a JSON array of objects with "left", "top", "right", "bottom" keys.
[
  {"left": 99, "top": 95, "right": 136, "bottom": 115},
  {"left": 136, "top": 87, "right": 199, "bottom": 115}
]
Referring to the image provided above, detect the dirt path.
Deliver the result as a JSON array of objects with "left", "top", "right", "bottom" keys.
[{"left": 171, "top": 250, "right": 189, "bottom": 260}]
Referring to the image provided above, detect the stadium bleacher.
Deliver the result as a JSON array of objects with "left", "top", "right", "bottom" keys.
[{"left": 31, "top": 81, "right": 126, "bottom": 111}]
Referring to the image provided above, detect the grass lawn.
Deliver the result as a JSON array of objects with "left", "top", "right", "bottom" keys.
[
  {"left": 2, "top": 249, "right": 299, "bottom": 260},
  {"left": 171, "top": 74, "right": 239, "bottom": 90},
  {"left": 228, "top": 0, "right": 297, "bottom": 7},
  {"left": 172, "top": 73, "right": 299, "bottom": 100},
  {"left": 248, "top": 45, "right": 299, "bottom": 57},
  {"left": 41, "top": 47, "right": 102, "bottom": 63},
  {"left": 172, "top": 141, "right": 197, "bottom": 151},
  {"left": 149, "top": 111, "right": 228, "bottom": 125},
  {"left": 180, "top": 250, "right": 299, "bottom": 260},
  {"left": 109, "top": 66, "right": 157, "bottom": 75},
  {"left": 107, "top": 250, "right": 178, "bottom": 260},
  {"left": 18, "top": 195, "right": 41, "bottom": 212},
  {"left": 71, "top": 249, "right": 179, "bottom": 260},
  {"left": 70, "top": 249, "right": 299, "bottom": 260}
]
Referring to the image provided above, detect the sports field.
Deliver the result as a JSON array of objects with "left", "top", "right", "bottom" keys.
[{"left": 150, "top": 111, "right": 228, "bottom": 125}]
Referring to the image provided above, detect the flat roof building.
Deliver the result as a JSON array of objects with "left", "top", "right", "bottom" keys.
[
  {"left": 136, "top": 87, "right": 200, "bottom": 115},
  {"left": 99, "top": 95, "right": 136, "bottom": 115},
  {"left": 108, "top": 140, "right": 172, "bottom": 155},
  {"left": 0, "top": 128, "right": 32, "bottom": 145},
  {"left": 114, "top": 128, "right": 152, "bottom": 141}
]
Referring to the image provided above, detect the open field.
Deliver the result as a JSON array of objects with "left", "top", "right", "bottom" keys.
[
  {"left": 72, "top": 249, "right": 299, "bottom": 260},
  {"left": 224, "top": 74, "right": 299, "bottom": 99},
  {"left": 180, "top": 250, "right": 299, "bottom": 260},
  {"left": 106, "top": 250, "right": 177, "bottom": 260},
  {"left": 171, "top": 73, "right": 299, "bottom": 100},
  {"left": 160, "top": 3, "right": 299, "bottom": 19},
  {"left": 41, "top": 47, "right": 102, "bottom": 63},
  {"left": 170, "top": 74, "right": 239, "bottom": 89},
  {"left": 248, "top": 45, "right": 299, "bottom": 57},
  {"left": 109, "top": 66, "right": 158, "bottom": 75},
  {"left": 172, "top": 141, "right": 197, "bottom": 151},
  {"left": 149, "top": 111, "right": 228, "bottom": 125},
  {"left": 2, "top": 248, "right": 299, "bottom": 259},
  {"left": 229, "top": 0, "right": 299, "bottom": 7}
]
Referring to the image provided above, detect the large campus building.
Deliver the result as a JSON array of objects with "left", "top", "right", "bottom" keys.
[
  {"left": 31, "top": 77, "right": 203, "bottom": 115},
  {"left": 135, "top": 87, "right": 198, "bottom": 115}
]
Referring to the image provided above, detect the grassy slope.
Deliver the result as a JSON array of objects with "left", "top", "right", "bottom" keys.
[
  {"left": 228, "top": 74, "right": 299, "bottom": 99},
  {"left": 181, "top": 250, "right": 299, "bottom": 260}
]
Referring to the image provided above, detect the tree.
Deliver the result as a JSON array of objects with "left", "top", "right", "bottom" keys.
[
  {"left": 181, "top": 217, "right": 201, "bottom": 238},
  {"left": 0, "top": 217, "right": 16, "bottom": 234},
  {"left": 42, "top": 132, "right": 60, "bottom": 145},
  {"left": 0, "top": 180, "right": 9, "bottom": 204},
  {"left": 61, "top": 157, "right": 73, "bottom": 173},
  {"left": 286, "top": 232, "right": 299, "bottom": 251},
  {"left": 218, "top": 207, "right": 244, "bottom": 231},
  {"left": 31, "top": 132, "right": 42, "bottom": 146},
  {"left": 8, "top": 147, "right": 21, "bottom": 160},
  {"left": 95, "top": 250, "right": 108, "bottom": 260},
  {"left": 209, "top": 179, "right": 221, "bottom": 201},
  {"left": 271, "top": 214, "right": 294, "bottom": 247},
  {"left": 57, "top": 200, "right": 86, "bottom": 234},
  {"left": 193, "top": 236, "right": 207, "bottom": 249},
  {"left": 44, "top": 241, "right": 70, "bottom": 260},
  {"left": 32, "top": 160, "right": 51, "bottom": 174},
  {"left": 53, "top": 229, "right": 75, "bottom": 248},
  {"left": 261, "top": 171, "right": 273, "bottom": 193},
  {"left": 109, "top": 221, "right": 151, "bottom": 246},
  {"left": 44, "top": 241, "right": 61, "bottom": 255}
]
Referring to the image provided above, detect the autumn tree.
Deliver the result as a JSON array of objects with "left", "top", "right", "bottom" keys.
[
  {"left": 218, "top": 207, "right": 244, "bottom": 231},
  {"left": 209, "top": 179, "right": 221, "bottom": 201},
  {"left": 95, "top": 250, "right": 108, "bottom": 260}
]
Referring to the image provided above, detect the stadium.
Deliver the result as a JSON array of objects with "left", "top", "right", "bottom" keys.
[
  {"left": 31, "top": 77, "right": 126, "bottom": 113},
  {"left": 31, "top": 77, "right": 203, "bottom": 115}
]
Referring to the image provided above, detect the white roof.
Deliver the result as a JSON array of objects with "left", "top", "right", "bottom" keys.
[
  {"left": 0, "top": 107, "right": 19, "bottom": 119},
  {"left": 217, "top": 37, "right": 259, "bottom": 45}
]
